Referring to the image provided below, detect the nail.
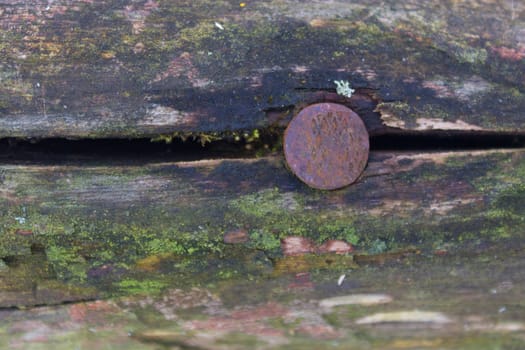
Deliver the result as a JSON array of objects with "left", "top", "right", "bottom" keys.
[{"left": 284, "top": 103, "right": 369, "bottom": 190}]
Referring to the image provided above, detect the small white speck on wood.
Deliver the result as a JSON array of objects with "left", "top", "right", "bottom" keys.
[
  {"left": 355, "top": 310, "right": 452, "bottom": 325},
  {"left": 334, "top": 80, "right": 354, "bottom": 98},
  {"left": 319, "top": 294, "right": 393, "bottom": 308},
  {"left": 337, "top": 274, "right": 345, "bottom": 286}
]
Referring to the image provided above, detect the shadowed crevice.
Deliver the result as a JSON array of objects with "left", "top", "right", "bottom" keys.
[{"left": 0, "top": 129, "right": 525, "bottom": 164}]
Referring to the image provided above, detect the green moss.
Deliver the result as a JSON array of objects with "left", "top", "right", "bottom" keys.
[
  {"left": 151, "top": 129, "right": 262, "bottom": 146},
  {"left": 450, "top": 42, "right": 488, "bottom": 65},
  {"left": 415, "top": 103, "right": 454, "bottom": 121},
  {"left": 368, "top": 239, "right": 388, "bottom": 254},
  {"left": 247, "top": 229, "right": 281, "bottom": 251},
  {"left": 317, "top": 220, "right": 359, "bottom": 245},
  {"left": 230, "top": 188, "right": 301, "bottom": 218},
  {"left": 145, "top": 238, "right": 186, "bottom": 256},
  {"left": 377, "top": 101, "right": 410, "bottom": 113},
  {"left": 117, "top": 278, "right": 168, "bottom": 295},
  {"left": 0, "top": 202, "right": 229, "bottom": 287},
  {"left": 343, "top": 21, "right": 392, "bottom": 47},
  {"left": 229, "top": 189, "right": 363, "bottom": 249},
  {"left": 46, "top": 246, "right": 88, "bottom": 283},
  {"left": 0, "top": 231, "right": 32, "bottom": 258}
]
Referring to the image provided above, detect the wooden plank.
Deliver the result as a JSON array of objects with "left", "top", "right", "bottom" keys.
[
  {"left": 1, "top": 148, "right": 524, "bottom": 305},
  {"left": 1, "top": 0, "right": 524, "bottom": 138}
]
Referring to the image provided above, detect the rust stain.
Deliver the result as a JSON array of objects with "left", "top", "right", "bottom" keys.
[
  {"left": 15, "top": 229, "right": 33, "bottom": 236},
  {"left": 284, "top": 103, "right": 369, "bottom": 190},
  {"left": 223, "top": 228, "right": 249, "bottom": 244}
]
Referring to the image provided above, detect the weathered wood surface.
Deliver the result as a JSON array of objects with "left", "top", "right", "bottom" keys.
[
  {"left": 1, "top": 149, "right": 524, "bottom": 305},
  {"left": 1, "top": 0, "right": 524, "bottom": 138}
]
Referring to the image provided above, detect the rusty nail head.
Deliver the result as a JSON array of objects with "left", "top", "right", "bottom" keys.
[{"left": 284, "top": 103, "right": 369, "bottom": 190}]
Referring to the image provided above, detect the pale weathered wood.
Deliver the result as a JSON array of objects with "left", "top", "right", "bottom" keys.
[{"left": 0, "top": 0, "right": 524, "bottom": 138}]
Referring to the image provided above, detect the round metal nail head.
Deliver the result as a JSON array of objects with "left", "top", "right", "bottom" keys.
[{"left": 284, "top": 103, "right": 369, "bottom": 190}]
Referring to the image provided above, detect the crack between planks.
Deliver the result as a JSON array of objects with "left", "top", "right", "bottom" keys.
[{"left": 1, "top": 128, "right": 525, "bottom": 164}]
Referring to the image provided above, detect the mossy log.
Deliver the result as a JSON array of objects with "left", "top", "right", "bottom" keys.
[
  {"left": 1, "top": 149, "right": 525, "bottom": 305},
  {"left": 1, "top": 0, "right": 524, "bottom": 138}
]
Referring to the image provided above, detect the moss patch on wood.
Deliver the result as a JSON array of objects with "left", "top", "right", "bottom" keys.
[{"left": 0, "top": 150, "right": 525, "bottom": 303}]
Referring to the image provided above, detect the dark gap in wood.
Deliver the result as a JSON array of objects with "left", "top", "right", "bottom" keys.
[
  {"left": 0, "top": 137, "right": 268, "bottom": 164},
  {"left": 370, "top": 130, "right": 525, "bottom": 151},
  {"left": 0, "top": 129, "right": 524, "bottom": 163},
  {"left": 0, "top": 297, "right": 99, "bottom": 310}
]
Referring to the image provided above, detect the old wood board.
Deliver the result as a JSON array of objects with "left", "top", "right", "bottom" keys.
[
  {"left": 1, "top": 149, "right": 524, "bottom": 306},
  {"left": 1, "top": 1, "right": 525, "bottom": 347},
  {"left": 0, "top": 0, "right": 524, "bottom": 138}
]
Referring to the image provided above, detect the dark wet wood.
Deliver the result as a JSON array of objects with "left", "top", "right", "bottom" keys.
[{"left": 0, "top": 0, "right": 524, "bottom": 138}]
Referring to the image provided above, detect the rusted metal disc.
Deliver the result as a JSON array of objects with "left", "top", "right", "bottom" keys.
[{"left": 284, "top": 103, "right": 369, "bottom": 190}]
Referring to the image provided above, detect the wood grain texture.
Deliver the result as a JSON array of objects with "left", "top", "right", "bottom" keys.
[
  {"left": 1, "top": 149, "right": 524, "bottom": 300},
  {"left": 1, "top": 0, "right": 524, "bottom": 138}
]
